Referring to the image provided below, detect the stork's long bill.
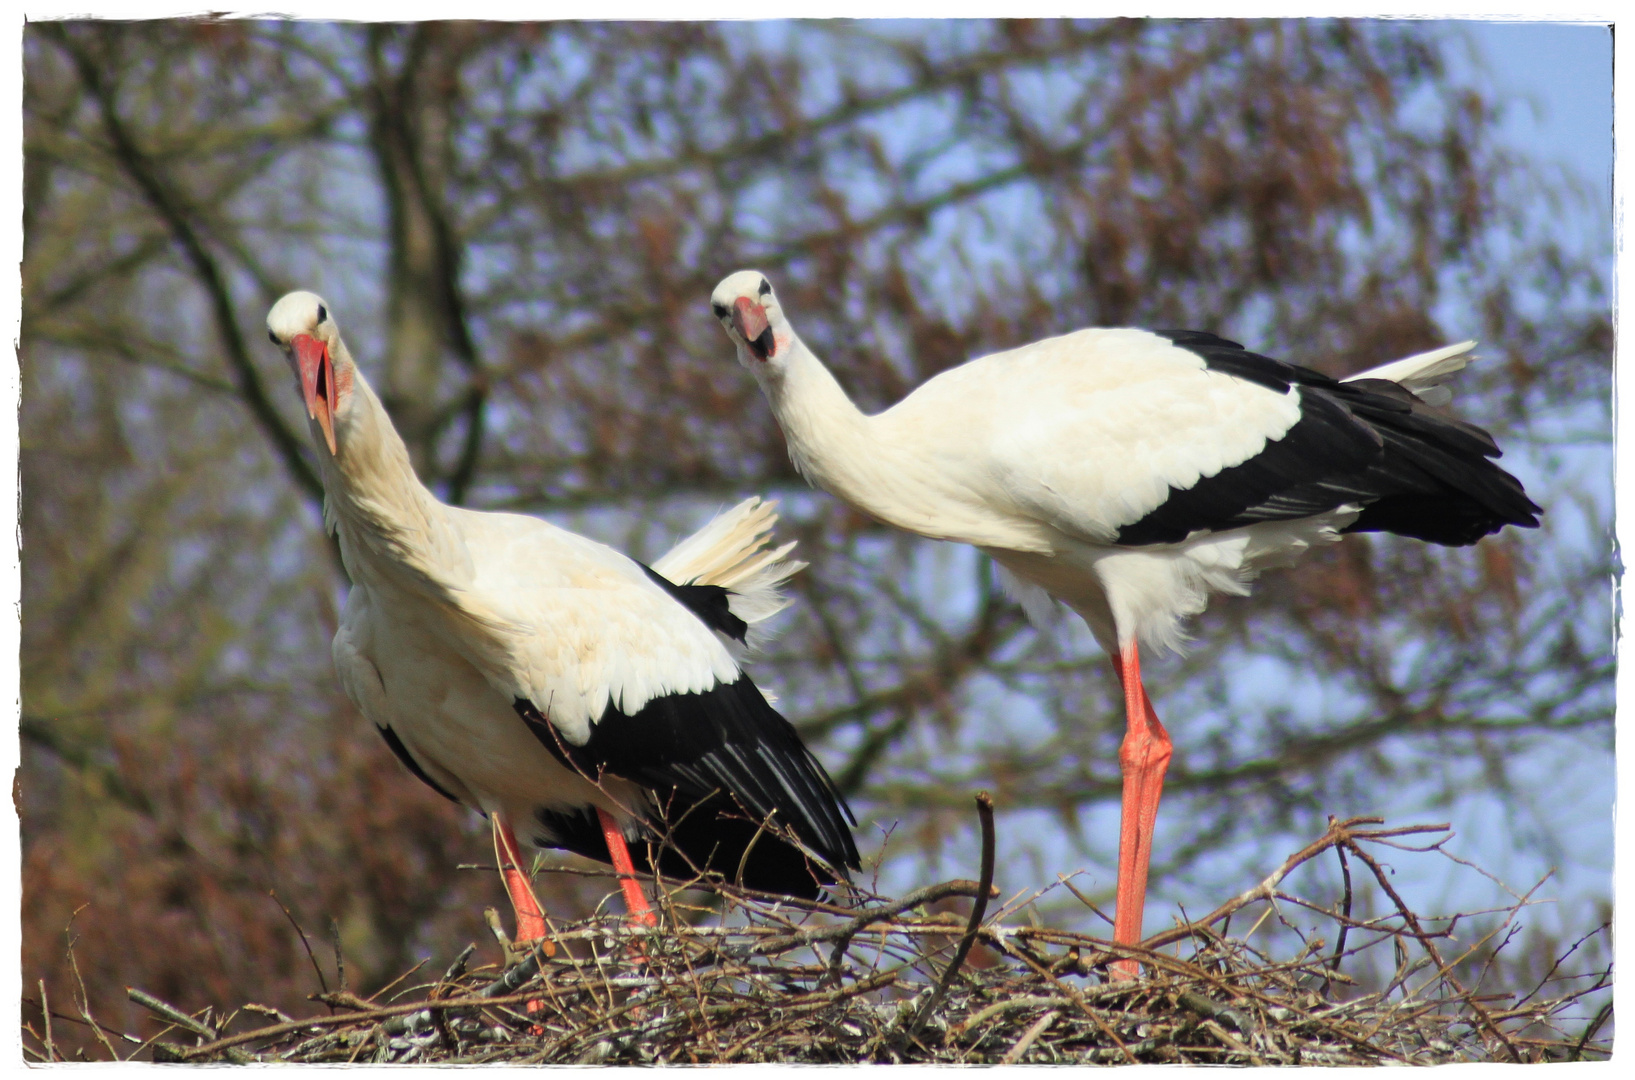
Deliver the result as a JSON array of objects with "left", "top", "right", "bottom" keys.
[
  {"left": 291, "top": 332, "right": 338, "bottom": 455},
  {"left": 731, "top": 297, "right": 775, "bottom": 361}
]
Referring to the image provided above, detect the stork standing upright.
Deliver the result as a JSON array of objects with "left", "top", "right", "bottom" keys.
[
  {"left": 709, "top": 270, "right": 1539, "bottom": 974},
  {"left": 266, "top": 290, "right": 859, "bottom": 953}
]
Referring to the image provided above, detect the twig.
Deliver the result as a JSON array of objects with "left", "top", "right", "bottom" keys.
[
  {"left": 242, "top": 1003, "right": 295, "bottom": 1024},
  {"left": 906, "top": 790, "right": 996, "bottom": 1038},
  {"left": 1570, "top": 1000, "right": 1614, "bottom": 1061},
  {"left": 1056, "top": 871, "right": 1115, "bottom": 927},
  {"left": 1326, "top": 829, "right": 1353, "bottom": 982},
  {"left": 480, "top": 946, "right": 545, "bottom": 998},
  {"left": 951, "top": 995, "right": 1070, "bottom": 1036},
  {"left": 442, "top": 943, "right": 479, "bottom": 985},
  {"left": 20, "top": 993, "right": 143, "bottom": 1047},
  {"left": 1142, "top": 817, "right": 1448, "bottom": 952},
  {"left": 127, "top": 987, "right": 218, "bottom": 1040},
  {"left": 1516, "top": 920, "right": 1609, "bottom": 1008},
  {"left": 38, "top": 981, "right": 57, "bottom": 1062},
  {"left": 761, "top": 878, "right": 995, "bottom": 959},
  {"left": 22, "top": 1029, "right": 49, "bottom": 1063},
  {"left": 268, "top": 890, "right": 329, "bottom": 1000},
  {"left": 1344, "top": 839, "right": 1521, "bottom": 1063},
  {"left": 64, "top": 907, "right": 121, "bottom": 1060},
  {"left": 329, "top": 916, "right": 347, "bottom": 991},
  {"left": 1176, "top": 990, "right": 1248, "bottom": 1032},
  {"left": 733, "top": 813, "right": 774, "bottom": 891},
  {"left": 312, "top": 990, "right": 379, "bottom": 1013},
  {"left": 173, "top": 987, "right": 581, "bottom": 1061},
  {"left": 1001, "top": 937, "right": 1138, "bottom": 1063},
  {"left": 719, "top": 1015, "right": 796, "bottom": 1062},
  {"left": 999, "top": 1009, "right": 1057, "bottom": 1063},
  {"left": 533, "top": 859, "right": 871, "bottom": 917},
  {"left": 374, "top": 957, "right": 432, "bottom": 1004}
]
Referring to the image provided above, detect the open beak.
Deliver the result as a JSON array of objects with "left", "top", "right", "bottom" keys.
[
  {"left": 291, "top": 333, "right": 338, "bottom": 456},
  {"left": 731, "top": 297, "right": 776, "bottom": 361}
]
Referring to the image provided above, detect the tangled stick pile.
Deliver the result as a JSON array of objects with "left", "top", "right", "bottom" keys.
[{"left": 31, "top": 813, "right": 1610, "bottom": 1064}]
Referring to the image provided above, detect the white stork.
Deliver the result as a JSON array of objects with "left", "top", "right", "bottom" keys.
[
  {"left": 709, "top": 270, "right": 1539, "bottom": 974},
  {"left": 266, "top": 290, "right": 859, "bottom": 953}
]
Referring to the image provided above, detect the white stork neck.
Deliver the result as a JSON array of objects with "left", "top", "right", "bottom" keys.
[
  {"left": 760, "top": 337, "right": 872, "bottom": 487},
  {"left": 758, "top": 334, "right": 1057, "bottom": 553},
  {"left": 318, "top": 353, "right": 468, "bottom": 589},
  {"left": 757, "top": 337, "right": 967, "bottom": 542}
]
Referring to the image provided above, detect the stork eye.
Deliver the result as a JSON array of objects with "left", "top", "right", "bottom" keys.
[
  {"left": 268, "top": 329, "right": 281, "bottom": 345},
  {"left": 316, "top": 304, "right": 328, "bottom": 323},
  {"left": 712, "top": 303, "right": 728, "bottom": 318},
  {"left": 758, "top": 279, "right": 771, "bottom": 296}
]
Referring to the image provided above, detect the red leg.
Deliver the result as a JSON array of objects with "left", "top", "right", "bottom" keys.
[
  {"left": 492, "top": 817, "right": 551, "bottom": 1025},
  {"left": 1111, "top": 641, "right": 1172, "bottom": 978},
  {"left": 493, "top": 817, "right": 549, "bottom": 944},
  {"left": 597, "top": 807, "right": 657, "bottom": 927}
]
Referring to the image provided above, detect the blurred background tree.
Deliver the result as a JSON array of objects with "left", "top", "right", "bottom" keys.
[{"left": 20, "top": 18, "right": 1610, "bottom": 1053}]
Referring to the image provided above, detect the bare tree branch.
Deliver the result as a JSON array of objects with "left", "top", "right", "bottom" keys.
[{"left": 39, "top": 24, "right": 324, "bottom": 504}]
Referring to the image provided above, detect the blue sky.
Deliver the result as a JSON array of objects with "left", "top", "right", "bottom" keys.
[{"left": 1462, "top": 21, "right": 1612, "bottom": 214}]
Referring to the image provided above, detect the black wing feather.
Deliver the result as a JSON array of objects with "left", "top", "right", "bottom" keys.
[
  {"left": 531, "top": 799, "right": 843, "bottom": 900},
  {"left": 1115, "top": 332, "right": 1541, "bottom": 546},
  {"left": 513, "top": 677, "right": 859, "bottom": 898},
  {"left": 642, "top": 564, "right": 748, "bottom": 642}
]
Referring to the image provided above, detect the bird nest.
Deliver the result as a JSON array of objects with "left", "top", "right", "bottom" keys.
[{"left": 71, "top": 812, "right": 1610, "bottom": 1065}]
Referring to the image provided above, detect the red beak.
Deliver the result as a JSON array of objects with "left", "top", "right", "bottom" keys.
[
  {"left": 291, "top": 333, "right": 337, "bottom": 456},
  {"left": 731, "top": 297, "right": 775, "bottom": 361}
]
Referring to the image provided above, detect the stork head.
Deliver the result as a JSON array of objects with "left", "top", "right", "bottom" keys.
[
  {"left": 710, "top": 270, "right": 794, "bottom": 373},
  {"left": 266, "top": 290, "right": 353, "bottom": 457}
]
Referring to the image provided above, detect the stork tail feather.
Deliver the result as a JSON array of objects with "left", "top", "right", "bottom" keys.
[{"left": 651, "top": 497, "right": 808, "bottom": 641}]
